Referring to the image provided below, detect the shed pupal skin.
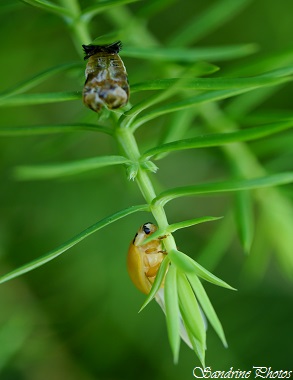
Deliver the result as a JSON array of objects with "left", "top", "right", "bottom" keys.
[
  {"left": 82, "top": 41, "right": 129, "bottom": 112},
  {"left": 127, "top": 223, "right": 166, "bottom": 295}
]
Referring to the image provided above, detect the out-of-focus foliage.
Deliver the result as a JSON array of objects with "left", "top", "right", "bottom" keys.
[{"left": 0, "top": 0, "right": 292, "bottom": 378}]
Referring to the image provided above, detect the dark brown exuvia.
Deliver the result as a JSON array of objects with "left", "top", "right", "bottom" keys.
[{"left": 82, "top": 41, "right": 129, "bottom": 112}]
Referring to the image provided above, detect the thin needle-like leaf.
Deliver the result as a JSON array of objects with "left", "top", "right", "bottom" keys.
[
  {"left": 128, "top": 66, "right": 293, "bottom": 130},
  {"left": 141, "top": 216, "right": 222, "bottom": 245},
  {"left": 164, "top": 265, "right": 180, "bottom": 364},
  {"left": 129, "top": 88, "right": 247, "bottom": 130},
  {"left": 131, "top": 65, "right": 293, "bottom": 96},
  {"left": 185, "top": 329, "right": 206, "bottom": 367},
  {"left": 122, "top": 44, "right": 257, "bottom": 62},
  {"left": 154, "top": 172, "right": 293, "bottom": 207},
  {"left": 0, "top": 124, "right": 113, "bottom": 136},
  {"left": 0, "top": 92, "right": 81, "bottom": 107},
  {"left": 0, "top": 63, "right": 81, "bottom": 98},
  {"left": 223, "top": 47, "right": 293, "bottom": 77},
  {"left": 0, "top": 204, "right": 149, "bottom": 285},
  {"left": 187, "top": 274, "right": 228, "bottom": 347},
  {"left": 169, "top": 250, "right": 235, "bottom": 290},
  {"left": 123, "top": 64, "right": 204, "bottom": 123},
  {"left": 177, "top": 272, "right": 206, "bottom": 366},
  {"left": 139, "top": 256, "right": 170, "bottom": 312},
  {"left": 130, "top": 75, "right": 290, "bottom": 93},
  {"left": 14, "top": 156, "right": 130, "bottom": 181},
  {"left": 142, "top": 119, "right": 293, "bottom": 160}
]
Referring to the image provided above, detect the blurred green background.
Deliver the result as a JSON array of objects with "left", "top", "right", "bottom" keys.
[{"left": 0, "top": 0, "right": 293, "bottom": 379}]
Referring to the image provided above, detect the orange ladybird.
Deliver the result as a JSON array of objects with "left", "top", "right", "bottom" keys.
[{"left": 127, "top": 222, "right": 166, "bottom": 294}]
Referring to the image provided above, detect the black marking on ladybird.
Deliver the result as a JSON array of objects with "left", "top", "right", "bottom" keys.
[
  {"left": 143, "top": 222, "right": 153, "bottom": 235},
  {"left": 132, "top": 232, "right": 138, "bottom": 244},
  {"left": 82, "top": 41, "right": 122, "bottom": 60}
]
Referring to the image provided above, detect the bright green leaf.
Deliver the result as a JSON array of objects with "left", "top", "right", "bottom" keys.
[
  {"left": 185, "top": 328, "right": 206, "bottom": 367},
  {"left": 132, "top": 88, "right": 281, "bottom": 131},
  {"left": 177, "top": 272, "right": 206, "bottom": 365},
  {"left": 0, "top": 92, "right": 81, "bottom": 107},
  {"left": 124, "top": 69, "right": 201, "bottom": 121},
  {"left": 224, "top": 47, "right": 293, "bottom": 77},
  {"left": 164, "top": 264, "right": 180, "bottom": 364},
  {"left": 0, "top": 123, "right": 112, "bottom": 136},
  {"left": 142, "top": 119, "right": 293, "bottom": 160},
  {"left": 168, "top": 250, "right": 195, "bottom": 273},
  {"left": 132, "top": 65, "right": 293, "bottom": 93},
  {"left": 129, "top": 65, "right": 292, "bottom": 125},
  {"left": 154, "top": 172, "right": 293, "bottom": 207},
  {"left": 168, "top": 217, "right": 223, "bottom": 233},
  {"left": 129, "top": 88, "right": 248, "bottom": 130},
  {"left": 139, "top": 256, "right": 170, "bottom": 312},
  {"left": 187, "top": 273, "right": 228, "bottom": 347},
  {"left": 141, "top": 216, "right": 222, "bottom": 245},
  {"left": 0, "top": 63, "right": 81, "bottom": 98},
  {"left": 169, "top": 250, "right": 235, "bottom": 290},
  {"left": 14, "top": 155, "right": 130, "bottom": 181},
  {"left": 0, "top": 204, "right": 149, "bottom": 285},
  {"left": 128, "top": 66, "right": 293, "bottom": 130},
  {"left": 140, "top": 160, "right": 159, "bottom": 173},
  {"left": 122, "top": 44, "right": 257, "bottom": 62}
]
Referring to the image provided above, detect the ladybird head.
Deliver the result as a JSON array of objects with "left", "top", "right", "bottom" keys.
[
  {"left": 132, "top": 222, "right": 157, "bottom": 246},
  {"left": 142, "top": 222, "right": 154, "bottom": 235}
]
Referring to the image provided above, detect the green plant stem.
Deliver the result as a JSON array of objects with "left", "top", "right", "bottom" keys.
[
  {"left": 115, "top": 126, "right": 177, "bottom": 252},
  {"left": 60, "top": 0, "right": 92, "bottom": 50}
]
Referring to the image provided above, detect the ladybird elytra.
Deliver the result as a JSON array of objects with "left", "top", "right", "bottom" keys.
[
  {"left": 127, "top": 222, "right": 166, "bottom": 294},
  {"left": 127, "top": 223, "right": 194, "bottom": 349}
]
